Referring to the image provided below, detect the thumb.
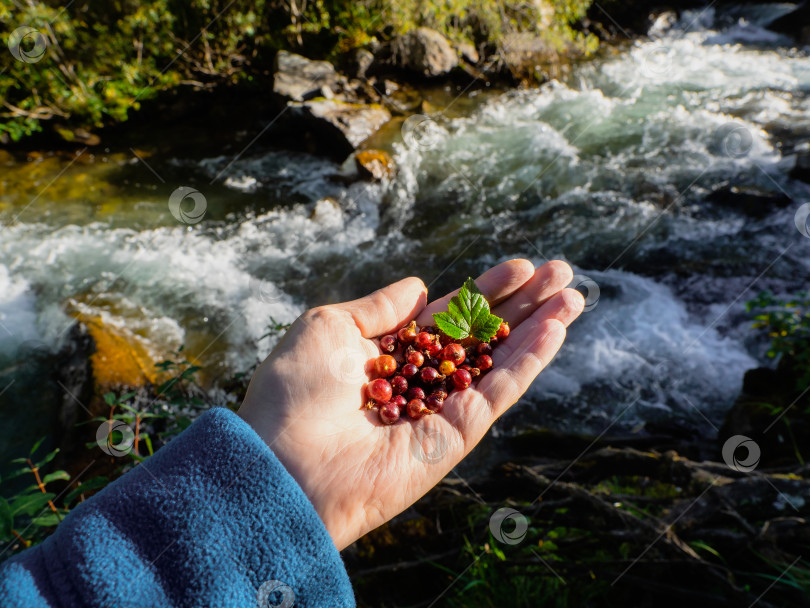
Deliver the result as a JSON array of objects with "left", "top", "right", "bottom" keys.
[{"left": 333, "top": 277, "right": 428, "bottom": 339}]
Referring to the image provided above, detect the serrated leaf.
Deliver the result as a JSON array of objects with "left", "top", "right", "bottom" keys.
[
  {"left": 432, "top": 277, "right": 502, "bottom": 342},
  {"left": 471, "top": 313, "right": 503, "bottom": 342},
  {"left": 433, "top": 312, "right": 467, "bottom": 339}
]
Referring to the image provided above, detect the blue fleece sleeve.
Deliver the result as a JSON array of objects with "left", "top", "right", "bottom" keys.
[{"left": 0, "top": 407, "right": 355, "bottom": 608}]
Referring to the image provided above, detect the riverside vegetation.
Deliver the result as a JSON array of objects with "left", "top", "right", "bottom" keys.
[{"left": 0, "top": 0, "right": 596, "bottom": 142}]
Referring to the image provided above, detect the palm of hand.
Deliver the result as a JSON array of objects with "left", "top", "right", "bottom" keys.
[{"left": 239, "top": 260, "right": 584, "bottom": 550}]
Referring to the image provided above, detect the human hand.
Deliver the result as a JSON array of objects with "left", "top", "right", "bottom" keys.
[{"left": 237, "top": 259, "right": 584, "bottom": 550}]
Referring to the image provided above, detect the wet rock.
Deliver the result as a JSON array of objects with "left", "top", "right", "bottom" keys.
[
  {"left": 354, "top": 149, "right": 396, "bottom": 181},
  {"left": 706, "top": 185, "right": 792, "bottom": 218},
  {"left": 380, "top": 80, "right": 422, "bottom": 115},
  {"left": 289, "top": 99, "right": 391, "bottom": 158},
  {"left": 499, "top": 32, "right": 557, "bottom": 79},
  {"left": 393, "top": 27, "right": 458, "bottom": 77},
  {"left": 273, "top": 51, "right": 342, "bottom": 101},
  {"left": 71, "top": 312, "right": 169, "bottom": 390},
  {"left": 457, "top": 41, "right": 479, "bottom": 65},
  {"left": 789, "top": 151, "right": 810, "bottom": 184},
  {"left": 353, "top": 48, "right": 375, "bottom": 79},
  {"left": 720, "top": 364, "right": 810, "bottom": 467}
]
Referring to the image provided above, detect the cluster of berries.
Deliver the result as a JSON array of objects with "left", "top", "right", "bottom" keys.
[{"left": 365, "top": 320, "right": 510, "bottom": 424}]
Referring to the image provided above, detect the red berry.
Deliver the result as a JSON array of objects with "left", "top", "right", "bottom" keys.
[
  {"left": 406, "top": 386, "right": 426, "bottom": 401},
  {"left": 441, "top": 343, "right": 466, "bottom": 365},
  {"left": 489, "top": 336, "right": 499, "bottom": 346},
  {"left": 390, "top": 375, "right": 408, "bottom": 395},
  {"left": 391, "top": 395, "right": 407, "bottom": 408},
  {"left": 379, "top": 401, "right": 401, "bottom": 424},
  {"left": 469, "top": 367, "right": 481, "bottom": 378},
  {"left": 415, "top": 332, "right": 433, "bottom": 350},
  {"left": 496, "top": 322, "right": 510, "bottom": 341},
  {"left": 407, "top": 399, "right": 429, "bottom": 419},
  {"left": 425, "top": 394, "right": 444, "bottom": 413},
  {"left": 397, "top": 321, "right": 417, "bottom": 344},
  {"left": 438, "top": 360, "right": 456, "bottom": 376},
  {"left": 475, "top": 355, "right": 493, "bottom": 371},
  {"left": 406, "top": 348, "right": 425, "bottom": 367},
  {"left": 451, "top": 369, "right": 472, "bottom": 390},
  {"left": 476, "top": 342, "right": 493, "bottom": 357},
  {"left": 380, "top": 335, "right": 397, "bottom": 353},
  {"left": 374, "top": 355, "right": 397, "bottom": 377},
  {"left": 432, "top": 387, "right": 448, "bottom": 400},
  {"left": 438, "top": 331, "right": 455, "bottom": 346},
  {"left": 427, "top": 357, "right": 440, "bottom": 368},
  {"left": 367, "top": 378, "right": 392, "bottom": 403},
  {"left": 401, "top": 363, "right": 419, "bottom": 379},
  {"left": 420, "top": 366, "right": 442, "bottom": 384},
  {"left": 425, "top": 335, "right": 443, "bottom": 355}
]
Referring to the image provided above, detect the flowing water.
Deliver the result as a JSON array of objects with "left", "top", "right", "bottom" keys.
[{"left": 1, "top": 5, "right": 809, "bottom": 444}]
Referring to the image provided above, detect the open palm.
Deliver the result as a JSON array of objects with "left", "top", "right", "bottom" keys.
[{"left": 238, "top": 259, "right": 584, "bottom": 550}]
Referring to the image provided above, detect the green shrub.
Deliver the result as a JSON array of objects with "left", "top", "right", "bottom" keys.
[{"left": 1, "top": 0, "right": 595, "bottom": 141}]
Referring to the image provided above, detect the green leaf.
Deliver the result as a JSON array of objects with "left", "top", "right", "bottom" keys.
[
  {"left": 63, "top": 477, "right": 108, "bottom": 506},
  {"left": 432, "top": 277, "right": 502, "bottom": 342},
  {"left": 31, "top": 513, "right": 62, "bottom": 527},
  {"left": 433, "top": 312, "right": 467, "bottom": 340},
  {"left": 42, "top": 471, "right": 71, "bottom": 485},
  {"left": 104, "top": 392, "right": 117, "bottom": 406},
  {"left": 10, "top": 493, "right": 54, "bottom": 517}
]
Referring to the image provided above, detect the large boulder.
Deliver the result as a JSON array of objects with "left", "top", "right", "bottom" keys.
[
  {"left": 393, "top": 27, "right": 458, "bottom": 77},
  {"left": 289, "top": 99, "right": 391, "bottom": 157},
  {"left": 273, "top": 51, "right": 342, "bottom": 101}
]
